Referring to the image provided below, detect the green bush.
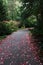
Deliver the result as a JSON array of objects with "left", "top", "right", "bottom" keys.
[
  {"left": 27, "top": 15, "right": 37, "bottom": 27},
  {"left": 8, "top": 22, "right": 18, "bottom": 32},
  {"left": 19, "top": 15, "right": 37, "bottom": 28},
  {"left": 0, "top": 21, "right": 18, "bottom": 36}
]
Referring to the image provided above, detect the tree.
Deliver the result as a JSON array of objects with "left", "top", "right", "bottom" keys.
[
  {"left": 20, "top": 0, "right": 40, "bottom": 19},
  {"left": 20, "top": 0, "right": 33, "bottom": 19},
  {"left": 0, "top": 0, "right": 7, "bottom": 21},
  {"left": 20, "top": 0, "right": 43, "bottom": 33},
  {"left": 32, "top": 0, "right": 43, "bottom": 36},
  {"left": 20, "top": 0, "right": 36, "bottom": 27},
  {"left": 37, "top": 0, "right": 43, "bottom": 35}
]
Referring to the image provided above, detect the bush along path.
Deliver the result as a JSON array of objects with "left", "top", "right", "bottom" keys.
[{"left": 0, "top": 29, "right": 42, "bottom": 65}]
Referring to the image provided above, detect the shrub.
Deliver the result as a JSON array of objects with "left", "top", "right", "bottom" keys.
[{"left": 0, "top": 21, "right": 18, "bottom": 36}]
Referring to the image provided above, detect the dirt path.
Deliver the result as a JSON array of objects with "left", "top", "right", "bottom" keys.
[{"left": 0, "top": 29, "right": 42, "bottom": 65}]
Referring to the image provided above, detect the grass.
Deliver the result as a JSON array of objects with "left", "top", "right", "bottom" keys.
[{"left": 0, "top": 35, "right": 6, "bottom": 40}]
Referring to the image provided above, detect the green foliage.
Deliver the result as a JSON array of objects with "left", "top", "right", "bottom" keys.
[
  {"left": 20, "top": 0, "right": 40, "bottom": 28},
  {"left": 0, "top": 21, "right": 18, "bottom": 36},
  {"left": 0, "top": 22, "right": 11, "bottom": 35},
  {"left": 0, "top": 0, "right": 7, "bottom": 21},
  {"left": 0, "top": 35, "right": 6, "bottom": 40},
  {"left": 7, "top": 21, "right": 18, "bottom": 32},
  {"left": 20, "top": 0, "right": 43, "bottom": 35},
  {"left": 20, "top": 0, "right": 34, "bottom": 19},
  {"left": 4, "top": 0, "right": 21, "bottom": 21},
  {"left": 27, "top": 15, "right": 37, "bottom": 27},
  {"left": 19, "top": 15, "right": 37, "bottom": 28}
]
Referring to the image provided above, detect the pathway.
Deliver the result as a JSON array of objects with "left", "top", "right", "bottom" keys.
[{"left": 0, "top": 29, "right": 42, "bottom": 65}]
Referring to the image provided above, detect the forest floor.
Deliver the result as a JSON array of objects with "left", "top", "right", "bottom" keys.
[{"left": 0, "top": 28, "right": 42, "bottom": 65}]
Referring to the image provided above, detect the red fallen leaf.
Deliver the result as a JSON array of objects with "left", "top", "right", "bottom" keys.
[
  {"left": 34, "top": 56, "right": 39, "bottom": 61},
  {"left": 0, "top": 61, "right": 4, "bottom": 65},
  {"left": 10, "top": 61, "right": 13, "bottom": 65},
  {"left": 22, "top": 63, "right": 26, "bottom": 65},
  {"left": 9, "top": 53, "right": 12, "bottom": 56},
  {"left": 7, "top": 35, "right": 10, "bottom": 38},
  {"left": 0, "top": 48, "right": 2, "bottom": 52},
  {"left": 0, "top": 41, "right": 2, "bottom": 44},
  {"left": 0, "top": 57, "right": 4, "bottom": 61},
  {"left": 26, "top": 61, "right": 28, "bottom": 64},
  {"left": 29, "top": 64, "right": 31, "bottom": 65},
  {"left": 40, "top": 63, "right": 42, "bottom": 65},
  {"left": 26, "top": 55, "right": 31, "bottom": 58},
  {"left": 0, "top": 57, "right": 4, "bottom": 65}
]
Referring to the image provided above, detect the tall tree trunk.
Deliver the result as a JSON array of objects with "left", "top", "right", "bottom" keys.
[
  {"left": 36, "top": 0, "right": 43, "bottom": 35},
  {"left": 39, "top": 0, "right": 43, "bottom": 29}
]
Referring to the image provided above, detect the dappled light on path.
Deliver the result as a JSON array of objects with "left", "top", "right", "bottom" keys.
[{"left": 0, "top": 29, "right": 42, "bottom": 65}]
